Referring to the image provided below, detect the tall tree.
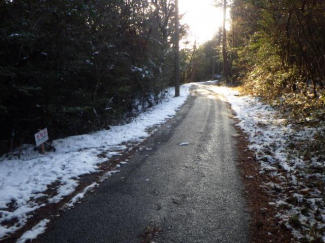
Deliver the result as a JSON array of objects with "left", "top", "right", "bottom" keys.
[
  {"left": 215, "top": 0, "right": 229, "bottom": 81},
  {"left": 175, "top": 0, "right": 180, "bottom": 96},
  {"left": 228, "top": 0, "right": 325, "bottom": 121},
  {"left": 0, "top": 0, "right": 185, "bottom": 154},
  {"left": 222, "top": 0, "right": 229, "bottom": 82}
]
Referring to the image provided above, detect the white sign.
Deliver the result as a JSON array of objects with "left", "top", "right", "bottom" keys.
[{"left": 35, "top": 128, "right": 49, "bottom": 146}]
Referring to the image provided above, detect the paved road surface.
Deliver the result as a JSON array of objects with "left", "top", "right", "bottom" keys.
[{"left": 38, "top": 82, "right": 249, "bottom": 243}]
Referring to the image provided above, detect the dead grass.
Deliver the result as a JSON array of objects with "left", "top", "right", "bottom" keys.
[{"left": 230, "top": 107, "right": 295, "bottom": 243}]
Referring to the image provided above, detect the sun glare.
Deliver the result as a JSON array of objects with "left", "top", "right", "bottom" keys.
[{"left": 179, "top": 0, "right": 227, "bottom": 47}]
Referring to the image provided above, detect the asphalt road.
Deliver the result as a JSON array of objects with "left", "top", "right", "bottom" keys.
[{"left": 37, "top": 82, "right": 249, "bottom": 243}]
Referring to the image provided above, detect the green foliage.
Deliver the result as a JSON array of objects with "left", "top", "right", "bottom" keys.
[{"left": 229, "top": 0, "right": 325, "bottom": 125}]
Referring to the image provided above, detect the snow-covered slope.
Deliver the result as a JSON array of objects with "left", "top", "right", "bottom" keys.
[{"left": 0, "top": 84, "right": 192, "bottom": 240}]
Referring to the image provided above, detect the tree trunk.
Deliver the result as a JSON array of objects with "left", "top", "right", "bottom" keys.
[
  {"left": 222, "top": 0, "right": 228, "bottom": 82},
  {"left": 175, "top": 0, "right": 180, "bottom": 96}
]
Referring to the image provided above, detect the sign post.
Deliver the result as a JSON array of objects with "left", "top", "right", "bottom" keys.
[{"left": 34, "top": 128, "right": 49, "bottom": 154}]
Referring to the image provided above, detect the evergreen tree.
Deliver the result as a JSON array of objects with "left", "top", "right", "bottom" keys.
[{"left": 0, "top": 0, "right": 185, "bottom": 154}]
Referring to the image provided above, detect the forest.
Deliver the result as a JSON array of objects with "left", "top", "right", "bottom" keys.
[
  {"left": 1, "top": 1, "right": 325, "bottom": 242},
  {"left": 1, "top": 0, "right": 325, "bottom": 155},
  {"left": 194, "top": 0, "right": 325, "bottom": 126},
  {"left": 0, "top": 0, "right": 189, "bottom": 155}
]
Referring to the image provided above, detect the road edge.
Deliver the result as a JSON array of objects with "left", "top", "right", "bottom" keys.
[{"left": 225, "top": 102, "right": 295, "bottom": 243}]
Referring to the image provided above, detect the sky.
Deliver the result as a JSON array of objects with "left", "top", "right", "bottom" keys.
[{"left": 179, "top": 0, "right": 225, "bottom": 47}]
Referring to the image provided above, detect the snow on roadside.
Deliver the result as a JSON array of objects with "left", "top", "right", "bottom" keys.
[
  {"left": 206, "top": 84, "right": 325, "bottom": 242},
  {"left": 16, "top": 219, "right": 50, "bottom": 243},
  {"left": 0, "top": 84, "right": 192, "bottom": 240},
  {"left": 63, "top": 182, "right": 98, "bottom": 209}
]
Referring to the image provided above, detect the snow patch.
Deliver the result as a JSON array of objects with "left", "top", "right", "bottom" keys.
[
  {"left": 0, "top": 84, "right": 192, "bottom": 239},
  {"left": 16, "top": 219, "right": 50, "bottom": 243},
  {"left": 64, "top": 182, "right": 98, "bottom": 209},
  {"left": 179, "top": 142, "right": 189, "bottom": 146},
  {"left": 206, "top": 83, "right": 325, "bottom": 242}
]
